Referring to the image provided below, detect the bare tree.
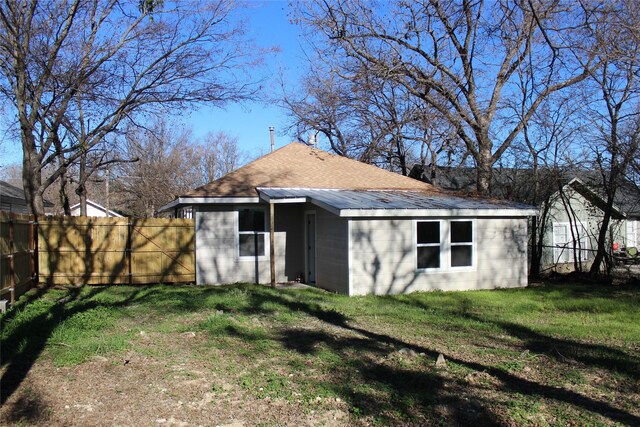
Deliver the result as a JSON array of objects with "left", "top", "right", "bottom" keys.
[
  {"left": 197, "top": 131, "right": 246, "bottom": 183},
  {"left": 282, "top": 56, "right": 462, "bottom": 174},
  {"left": 113, "top": 121, "right": 246, "bottom": 217},
  {"left": 0, "top": 0, "right": 260, "bottom": 215},
  {"left": 114, "top": 119, "right": 195, "bottom": 217},
  {"left": 587, "top": 59, "right": 640, "bottom": 275},
  {"left": 292, "top": 0, "right": 600, "bottom": 194}
]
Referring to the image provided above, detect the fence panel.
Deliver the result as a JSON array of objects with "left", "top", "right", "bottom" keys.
[
  {"left": 38, "top": 216, "right": 195, "bottom": 285},
  {"left": 0, "top": 212, "right": 36, "bottom": 303}
]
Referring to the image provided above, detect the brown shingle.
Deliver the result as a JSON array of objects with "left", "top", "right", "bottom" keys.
[{"left": 183, "top": 142, "right": 440, "bottom": 197}]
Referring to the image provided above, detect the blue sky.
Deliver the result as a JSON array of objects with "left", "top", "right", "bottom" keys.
[
  {"left": 0, "top": 0, "right": 303, "bottom": 168},
  {"left": 187, "top": 0, "right": 305, "bottom": 158}
]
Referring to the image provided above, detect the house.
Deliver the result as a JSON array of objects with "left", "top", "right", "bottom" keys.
[
  {"left": 70, "top": 199, "right": 123, "bottom": 217},
  {"left": 542, "top": 177, "right": 640, "bottom": 270},
  {"left": 161, "top": 143, "right": 537, "bottom": 295},
  {"left": 0, "top": 180, "right": 54, "bottom": 214}
]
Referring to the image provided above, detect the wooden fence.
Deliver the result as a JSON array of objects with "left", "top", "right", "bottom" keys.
[
  {"left": 0, "top": 212, "right": 37, "bottom": 303},
  {"left": 1, "top": 213, "right": 195, "bottom": 303}
]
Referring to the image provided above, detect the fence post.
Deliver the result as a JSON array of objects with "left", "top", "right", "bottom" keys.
[
  {"left": 30, "top": 215, "right": 39, "bottom": 286},
  {"left": 127, "top": 220, "right": 133, "bottom": 285},
  {"left": 8, "top": 217, "right": 15, "bottom": 304}
]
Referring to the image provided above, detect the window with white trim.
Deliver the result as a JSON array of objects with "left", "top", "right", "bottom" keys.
[
  {"left": 627, "top": 220, "right": 639, "bottom": 248},
  {"left": 552, "top": 222, "right": 589, "bottom": 263},
  {"left": 450, "top": 220, "right": 473, "bottom": 267},
  {"left": 416, "top": 220, "right": 474, "bottom": 270},
  {"left": 238, "top": 208, "right": 267, "bottom": 257},
  {"left": 417, "top": 221, "right": 441, "bottom": 269}
]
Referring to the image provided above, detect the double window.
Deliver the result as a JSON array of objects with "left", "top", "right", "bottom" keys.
[
  {"left": 417, "top": 220, "right": 474, "bottom": 270},
  {"left": 238, "top": 208, "right": 267, "bottom": 257},
  {"left": 552, "top": 222, "right": 589, "bottom": 263}
]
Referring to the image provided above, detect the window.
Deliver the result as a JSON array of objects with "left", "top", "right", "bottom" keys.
[
  {"left": 416, "top": 220, "right": 474, "bottom": 270},
  {"left": 238, "top": 208, "right": 267, "bottom": 257},
  {"left": 417, "top": 221, "right": 440, "bottom": 269},
  {"left": 451, "top": 221, "right": 473, "bottom": 267},
  {"left": 627, "top": 220, "right": 639, "bottom": 248},
  {"left": 552, "top": 222, "right": 589, "bottom": 263}
]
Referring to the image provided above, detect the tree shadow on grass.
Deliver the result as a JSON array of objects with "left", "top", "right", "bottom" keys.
[
  {"left": 0, "top": 285, "right": 154, "bottom": 412},
  {"left": 242, "top": 289, "right": 640, "bottom": 425},
  {"left": 1, "top": 286, "right": 103, "bottom": 411},
  {"left": 0, "top": 283, "right": 260, "bottom": 417},
  {"left": 402, "top": 289, "right": 639, "bottom": 385},
  {"left": 2, "top": 283, "right": 638, "bottom": 425}
]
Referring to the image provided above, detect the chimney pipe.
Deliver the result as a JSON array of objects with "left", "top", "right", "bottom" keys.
[{"left": 269, "top": 126, "right": 275, "bottom": 152}]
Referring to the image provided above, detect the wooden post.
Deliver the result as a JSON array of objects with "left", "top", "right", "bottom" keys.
[
  {"left": 29, "top": 215, "right": 37, "bottom": 286},
  {"left": 8, "top": 217, "right": 15, "bottom": 304},
  {"left": 269, "top": 202, "right": 275, "bottom": 288},
  {"left": 127, "top": 220, "right": 133, "bottom": 285}
]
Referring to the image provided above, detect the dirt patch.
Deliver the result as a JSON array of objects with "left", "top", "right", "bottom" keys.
[
  {"left": 1, "top": 325, "right": 407, "bottom": 425},
  {"left": 1, "top": 341, "right": 352, "bottom": 427}
]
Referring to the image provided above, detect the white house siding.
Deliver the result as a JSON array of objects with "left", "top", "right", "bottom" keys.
[
  {"left": 70, "top": 201, "right": 123, "bottom": 217},
  {"left": 349, "top": 217, "right": 529, "bottom": 295},
  {"left": 196, "top": 204, "right": 302, "bottom": 285},
  {"left": 314, "top": 207, "right": 350, "bottom": 294},
  {"left": 542, "top": 188, "right": 624, "bottom": 269}
]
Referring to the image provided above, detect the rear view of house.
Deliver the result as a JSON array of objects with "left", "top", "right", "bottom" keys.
[{"left": 162, "top": 143, "right": 536, "bottom": 295}]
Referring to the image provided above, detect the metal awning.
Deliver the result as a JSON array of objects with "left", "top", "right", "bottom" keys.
[{"left": 257, "top": 188, "right": 538, "bottom": 218}]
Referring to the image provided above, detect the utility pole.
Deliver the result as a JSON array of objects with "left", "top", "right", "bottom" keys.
[{"left": 105, "top": 168, "right": 110, "bottom": 217}]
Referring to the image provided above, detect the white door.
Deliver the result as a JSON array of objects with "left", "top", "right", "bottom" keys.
[{"left": 306, "top": 213, "right": 316, "bottom": 283}]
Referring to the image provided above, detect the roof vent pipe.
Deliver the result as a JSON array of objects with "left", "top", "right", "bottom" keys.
[
  {"left": 308, "top": 130, "right": 319, "bottom": 149},
  {"left": 269, "top": 126, "right": 275, "bottom": 152}
]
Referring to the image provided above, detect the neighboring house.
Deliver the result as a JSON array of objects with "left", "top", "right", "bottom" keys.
[
  {"left": 542, "top": 177, "right": 640, "bottom": 271},
  {"left": 0, "top": 180, "right": 54, "bottom": 214},
  {"left": 161, "top": 143, "right": 537, "bottom": 295},
  {"left": 70, "top": 199, "right": 123, "bottom": 217}
]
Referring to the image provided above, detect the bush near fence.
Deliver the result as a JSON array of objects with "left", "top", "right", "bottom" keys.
[{"left": 1, "top": 213, "right": 195, "bottom": 303}]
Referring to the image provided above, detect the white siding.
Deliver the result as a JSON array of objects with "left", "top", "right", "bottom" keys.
[
  {"left": 349, "top": 217, "right": 528, "bottom": 295},
  {"left": 542, "top": 187, "right": 624, "bottom": 269},
  {"left": 196, "top": 205, "right": 296, "bottom": 285}
]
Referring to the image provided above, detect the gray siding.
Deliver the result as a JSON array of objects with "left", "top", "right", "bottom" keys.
[
  {"left": 315, "top": 207, "right": 349, "bottom": 293},
  {"left": 350, "top": 217, "right": 528, "bottom": 295},
  {"left": 195, "top": 204, "right": 304, "bottom": 285},
  {"left": 541, "top": 188, "right": 624, "bottom": 269}
]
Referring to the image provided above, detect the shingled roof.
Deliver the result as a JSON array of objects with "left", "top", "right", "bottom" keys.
[{"left": 183, "top": 142, "right": 441, "bottom": 198}]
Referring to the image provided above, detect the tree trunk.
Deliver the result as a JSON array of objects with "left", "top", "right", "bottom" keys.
[
  {"left": 589, "top": 193, "right": 615, "bottom": 277},
  {"left": 476, "top": 146, "right": 493, "bottom": 195},
  {"left": 21, "top": 132, "right": 45, "bottom": 215},
  {"left": 76, "top": 151, "right": 88, "bottom": 216},
  {"left": 59, "top": 168, "right": 72, "bottom": 216}
]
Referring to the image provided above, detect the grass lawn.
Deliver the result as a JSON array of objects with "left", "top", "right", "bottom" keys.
[{"left": 1, "top": 282, "right": 639, "bottom": 426}]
